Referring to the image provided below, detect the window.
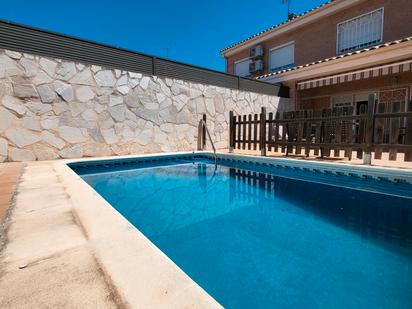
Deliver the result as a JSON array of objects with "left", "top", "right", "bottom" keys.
[
  {"left": 234, "top": 58, "right": 251, "bottom": 77},
  {"left": 332, "top": 94, "right": 353, "bottom": 108},
  {"left": 337, "top": 8, "right": 384, "bottom": 54},
  {"left": 332, "top": 92, "right": 376, "bottom": 108},
  {"left": 269, "top": 42, "right": 294, "bottom": 72}
]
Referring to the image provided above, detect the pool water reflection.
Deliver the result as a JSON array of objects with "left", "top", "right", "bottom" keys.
[{"left": 77, "top": 159, "right": 412, "bottom": 309}]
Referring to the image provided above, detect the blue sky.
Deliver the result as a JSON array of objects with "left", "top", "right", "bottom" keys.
[{"left": 2, "top": 0, "right": 327, "bottom": 71}]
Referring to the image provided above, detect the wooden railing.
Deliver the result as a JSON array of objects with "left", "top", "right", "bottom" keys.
[{"left": 229, "top": 94, "right": 412, "bottom": 162}]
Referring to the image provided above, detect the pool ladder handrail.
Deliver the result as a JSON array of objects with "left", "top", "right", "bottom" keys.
[{"left": 198, "top": 118, "right": 217, "bottom": 165}]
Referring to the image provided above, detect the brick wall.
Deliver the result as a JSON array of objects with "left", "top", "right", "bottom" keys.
[
  {"left": 226, "top": 0, "right": 412, "bottom": 75},
  {"left": 297, "top": 72, "right": 412, "bottom": 110}
]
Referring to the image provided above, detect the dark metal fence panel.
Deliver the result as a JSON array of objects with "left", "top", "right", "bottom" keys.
[
  {"left": 229, "top": 102, "right": 412, "bottom": 162},
  {"left": 238, "top": 77, "right": 279, "bottom": 95},
  {"left": 0, "top": 20, "right": 285, "bottom": 96},
  {"left": 0, "top": 21, "right": 154, "bottom": 75},
  {"left": 155, "top": 58, "right": 239, "bottom": 89}
]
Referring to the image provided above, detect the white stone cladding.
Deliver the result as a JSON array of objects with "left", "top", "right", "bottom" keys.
[{"left": 0, "top": 49, "right": 290, "bottom": 162}]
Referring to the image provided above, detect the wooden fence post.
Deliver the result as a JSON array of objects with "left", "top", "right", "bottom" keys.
[
  {"left": 229, "top": 111, "right": 234, "bottom": 153},
  {"left": 405, "top": 100, "right": 412, "bottom": 161},
  {"left": 260, "top": 107, "right": 267, "bottom": 156},
  {"left": 363, "top": 93, "right": 376, "bottom": 165}
]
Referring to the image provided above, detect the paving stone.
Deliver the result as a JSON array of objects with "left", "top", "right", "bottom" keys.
[
  {"left": 0, "top": 137, "right": 8, "bottom": 157},
  {"left": 53, "top": 80, "right": 74, "bottom": 102},
  {"left": 76, "top": 86, "right": 95, "bottom": 102},
  {"left": 19, "top": 58, "right": 38, "bottom": 77},
  {"left": 83, "top": 143, "right": 112, "bottom": 157},
  {"left": 5, "top": 128, "right": 41, "bottom": 147},
  {"left": 94, "top": 70, "right": 116, "bottom": 87},
  {"left": 0, "top": 55, "right": 23, "bottom": 78},
  {"left": 22, "top": 117, "right": 41, "bottom": 131},
  {"left": 39, "top": 58, "right": 57, "bottom": 77},
  {"left": 13, "top": 83, "right": 38, "bottom": 98},
  {"left": 33, "top": 145, "right": 59, "bottom": 160},
  {"left": 109, "top": 95, "right": 123, "bottom": 107},
  {"left": 108, "top": 105, "right": 126, "bottom": 122},
  {"left": 4, "top": 50, "right": 22, "bottom": 60},
  {"left": 56, "top": 62, "right": 77, "bottom": 80},
  {"left": 2, "top": 95, "right": 27, "bottom": 115},
  {"left": 69, "top": 102, "right": 87, "bottom": 117},
  {"left": 8, "top": 147, "right": 36, "bottom": 161},
  {"left": 41, "top": 131, "right": 66, "bottom": 150},
  {"left": 37, "top": 85, "right": 56, "bottom": 103},
  {"left": 58, "top": 126, "right": 87, "bottom": 143},
  {"left": 58, "top": 144, "right": 83, "bottom": 158},
  {"left": 26, "top": 102, "right": 53, "bottom": 115},
  {"left": 0, "top": 107, "right": 19, "bottom": 134},
  {"left": 100, "top": 128, "right": 119, "bottom": 144},
  {"left": 33, "top": 72, "right": 53, "bottom": 85},
  {"left": 81, "top": 109, "right": 98, "bottom": 122},
  {"left": 70, "top": 68, "right": 95, "bottom": 86}
]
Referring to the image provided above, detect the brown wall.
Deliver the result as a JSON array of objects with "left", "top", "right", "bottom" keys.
[{"left": 225, "top": 0, "right": 412, "bottom": 76}]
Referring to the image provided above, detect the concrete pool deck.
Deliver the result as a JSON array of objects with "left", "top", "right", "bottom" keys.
[
  {"left": 1, "top": 151, "right": 411, "bottom": 308},
  {"left": 0, "top": 155, "right": 222, "bottom": 309},
  {"left": 0, "top": 161, "right": 123, "bottom": 308}
]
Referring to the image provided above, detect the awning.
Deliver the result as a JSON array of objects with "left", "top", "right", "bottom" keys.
[{"left": 297, "top": 59, "right": 412, "bottom": 90}]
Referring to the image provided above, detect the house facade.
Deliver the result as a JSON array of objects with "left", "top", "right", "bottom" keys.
[{"left": 221, "top": 0, "right": 412, "bottom": 113}]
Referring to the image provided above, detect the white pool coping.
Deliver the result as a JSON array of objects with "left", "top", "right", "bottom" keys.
[
  {"left": 55, "top": 153, "right": 223, "bottom": 309},
  {"left": 56, "top": 151, "right": 412, "bottom": 308},
  {"left": 216, "top": 152, "right": 412, "bottom": 181}
]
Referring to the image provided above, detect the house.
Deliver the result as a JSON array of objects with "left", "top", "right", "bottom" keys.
[{"left": 221, "top": 0, "right": 412, "bottom": 113}]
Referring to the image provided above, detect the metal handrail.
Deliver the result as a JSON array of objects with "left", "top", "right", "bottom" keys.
[{"left": 199, "top": 119, "right": 217, "bottom": 165}]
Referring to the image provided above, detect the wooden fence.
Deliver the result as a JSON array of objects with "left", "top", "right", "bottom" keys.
[{"left": 229, "top": 94, "right": 412, "bottom": 162}]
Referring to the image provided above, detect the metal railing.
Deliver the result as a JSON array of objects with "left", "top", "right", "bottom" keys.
[
  {"left": 198, "top": 115, "right": 217, "bottom": 164},
  {"left": 0, "top": 19, "right": 288, "bottom": 97}
]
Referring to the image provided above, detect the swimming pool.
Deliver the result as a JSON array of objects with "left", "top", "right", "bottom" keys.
[{"left": 70, "top": 153, "right": 412, "bottom": 308}]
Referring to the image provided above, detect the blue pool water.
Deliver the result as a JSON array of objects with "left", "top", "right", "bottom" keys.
[{"left": 72, "top": 156, "right": 412, "bottom": 308}]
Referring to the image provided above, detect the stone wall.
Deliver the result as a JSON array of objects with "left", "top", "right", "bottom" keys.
[{"left": 0, "top": 49, "right": 289, "bottom": 162}]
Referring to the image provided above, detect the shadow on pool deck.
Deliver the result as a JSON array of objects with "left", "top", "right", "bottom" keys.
[{"left": 0, "top": 162, "right": 24, "bottom": 222}]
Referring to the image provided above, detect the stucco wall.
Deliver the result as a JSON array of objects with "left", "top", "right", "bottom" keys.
[{"left": 0, "top": 49, "right": 290, "bottom": 162}]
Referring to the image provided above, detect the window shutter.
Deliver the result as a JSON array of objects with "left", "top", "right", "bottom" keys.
[
  {"left": 269, "top": 43, "right": 294, "bottom": 72},
  {"left": 234, "top": 59, "right": 251, "bottom": 77}
]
